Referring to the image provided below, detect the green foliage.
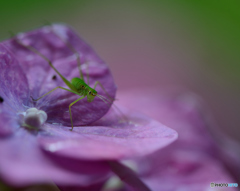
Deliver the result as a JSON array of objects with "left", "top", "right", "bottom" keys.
[
  {"left": 140, "top": 0, "right": 240, "bottom": 84},
  {"left": 1, "top": 0, "right": 239, "bottom": 83},
  {"left": 0, "top": 0, "right": 86, "bottom": 40}
]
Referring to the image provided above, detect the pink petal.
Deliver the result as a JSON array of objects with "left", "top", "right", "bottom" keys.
[
  {"left": 117, "top": 88, "right": 239, "bottom": 190},
  {"left": 38, "top": 106, "right": 178, "bottom": 160},
  {"left": 0, "top": 129, "right": 110, "bottom": 186}
]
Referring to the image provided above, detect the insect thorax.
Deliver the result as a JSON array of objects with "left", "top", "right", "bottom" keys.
[{"left": 71, "top": 77, "right": 89, "bottom": 95}]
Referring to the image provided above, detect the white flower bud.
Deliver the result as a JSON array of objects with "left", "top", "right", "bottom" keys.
[{"left": 18, "top": 108, "right": 47, "bottom": 129}]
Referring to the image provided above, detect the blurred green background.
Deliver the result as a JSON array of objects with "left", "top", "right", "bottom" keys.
[{"left": 1, "top": 0, "right": 240, "bottom": 143}]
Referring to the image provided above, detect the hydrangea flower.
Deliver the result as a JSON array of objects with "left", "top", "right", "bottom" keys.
[
  {"left": 117, "top": 88, "right": 240, "bottom": 191},
  {"left": 0, "top": 24, "right": 177, "bottom": 190}
]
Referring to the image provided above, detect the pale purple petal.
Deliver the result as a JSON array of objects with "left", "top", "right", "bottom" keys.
[
  {"left": 0, "top": 108, "right": 18, "bottom": 136},
  {"left": 3, "top": 24, "right": 117, "bottom": 126},
  {"left": 0, "top": 104, "right": 177, "bottom": 186},
  {"left": 137, "top": 148, "right": 238, "bottom": 191},
  {"left": 118, "top": 89, "right": 218, "bottom": 150},
  {"left": 117, "top": 88, "right": 239, "bottom": 190},
  {"left": 38, "top": 107, "right": 177, "bottom": 160},
  {"left": 0, "top": 44, "right": 30, "bottom": 135},
  {"left": 0, "top": 44, "right": 30, "bottom": 111},
  {"left": 0, "top": 129, "right": 110, "bottom": 186}
]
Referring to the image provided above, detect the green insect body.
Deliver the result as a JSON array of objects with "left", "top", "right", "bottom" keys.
[{"left": 71, "top": 77, "right": 97, "bottom": 102}]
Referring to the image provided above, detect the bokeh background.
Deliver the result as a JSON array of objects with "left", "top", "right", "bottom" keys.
[{"left": 1, "top": 0, "right": 239, "bottom": 145}]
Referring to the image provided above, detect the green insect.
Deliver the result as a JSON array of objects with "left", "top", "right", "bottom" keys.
[{"left": 14, "top": 27, "right": 114, "bottom": 131}]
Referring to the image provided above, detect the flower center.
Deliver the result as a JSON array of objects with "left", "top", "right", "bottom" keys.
[{"left": 18, "top": 108, "right": 47, "bottom": 129}]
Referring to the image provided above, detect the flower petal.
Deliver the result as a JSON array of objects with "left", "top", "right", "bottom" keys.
[
  {"left": 38, "top": 106, "right": 178, "bottom": 160},
  {"left": 0, "top": 44, "right": 30, "bottom": 111},
  {"left": 137, "top": 148, "right": 238, "bottom": 191},
  {"left": 3, "top": 24, "right": 117, "bottom": 126},
  {"left": 118, "top": 89, "right": 217, "bottom": 150},
  {"left": 117, "top": 88, "right": 240, "bottom": 190},
  {"left": 0, "top": 106, "right": 18, "bottom": 136},
  {"left": 0, "top": 129, "right": 110, "bottom": 186},
  {"left": 0, "top": 44, "right": 30, "bottom": 135}
]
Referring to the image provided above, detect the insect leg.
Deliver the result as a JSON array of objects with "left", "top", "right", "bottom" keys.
[
  {"left": 32, "top": 86, "right": 78, "bottom": 101},
  {"left": 14, "top": 38, "right": 77, "bottom": 92},
  {"left": 69, "top": 96, "right": 85, "bottom": 131}
]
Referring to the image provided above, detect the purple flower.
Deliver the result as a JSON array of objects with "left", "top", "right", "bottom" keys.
[
  {"left": 3, "top": 24, "right": 117, "bottom": 126},
  {"left": 0, "top": 24, "right": 177, "bottom": 189},
  {"left": 117, "top": 88, "right": 240, "bottom": 191}
]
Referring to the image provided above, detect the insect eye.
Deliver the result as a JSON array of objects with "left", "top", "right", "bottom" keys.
[{"left": 89, "top": 91, "right": 91, "bottom": 95}]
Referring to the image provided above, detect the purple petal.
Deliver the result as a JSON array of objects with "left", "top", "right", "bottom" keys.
[
  {"left": 137, "top": 148, "right": 238, "bottom": 191},
  {"left": 3, "top": 24, "right": 117, "bottom": 126},
  {"left": 0, "top": 107, "right": 18, "bottom": 136},
  {"left": 0, "top": 104, "right": 177, "bottom": 186},
  {"left": 117, "top": 88, "right": 239, "bottom": 190},
  {"left": 0, "top": 44, "right": 30, "bottom": 110},
  {"left": 38, "top": 106, "right": 178, "bottom": 160},
  {"left": 0, "top": 129, "right": 110, "bottom": 186},
  {"left": 118, "top": 89, "right": 217, "bottom": 150},
  {"left": 0, "top": 44, "right": 30, "bottom": 135}
]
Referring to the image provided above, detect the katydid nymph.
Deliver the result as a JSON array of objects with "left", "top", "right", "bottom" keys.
[{"left": 14, "top": 26, "right": 115, "bottom": 131}]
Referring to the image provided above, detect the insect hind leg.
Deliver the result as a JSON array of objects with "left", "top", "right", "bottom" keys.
[
  {"left": 68, "top": 96, "right": 85, "bottom": 131},
  {"left": 14, "top": 37, "right": 76, "bottom": 91}
]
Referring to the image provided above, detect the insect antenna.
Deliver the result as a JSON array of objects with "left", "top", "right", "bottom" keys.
[
  {"left": 96, "top": 95, "right": 109, "bottom": 105},
  {"left": 97, "top": 94, "right": 113, "bottom": 104},
  {"left": 97, "top": 94, "right": 128, "bottom": 123}
]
